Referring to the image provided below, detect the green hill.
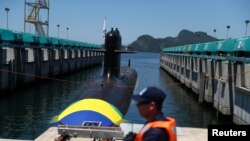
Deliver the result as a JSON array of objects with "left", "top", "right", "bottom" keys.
[{"left": 128, "top": 29, "right": 219, "bottom": 52}]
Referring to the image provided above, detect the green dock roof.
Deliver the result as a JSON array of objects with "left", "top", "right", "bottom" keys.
[
  {"left": 234, "top": 37, "right": 250, "bottom": 52},
  {"left": 0, "top": 28, "right": 14, "bottom": 42},
  {"left": 194, "top": 43, "right": 205, "bottom": 53},
  {"left": 204, "top": 41, "right": 218, "bottom": 53},
  {"left": 217, "top": 39, "right": 237, "bottom": 52}
]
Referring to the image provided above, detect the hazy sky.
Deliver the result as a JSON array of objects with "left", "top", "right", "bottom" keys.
[{"left": 0, "top": 0, "right": 249, "bottom": 45}]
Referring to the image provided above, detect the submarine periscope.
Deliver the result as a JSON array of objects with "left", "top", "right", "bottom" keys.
[{"left": 56, "top": 28, "right": 138, "bottom": 127}]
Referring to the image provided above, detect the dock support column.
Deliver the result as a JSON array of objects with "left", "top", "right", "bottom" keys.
[
  {"left": 214, "top": 61, "right": 234, "bottom": 115},
  {"left": 234, "top": 63, "right": 250, "bottom": 124},
  {"left": 81, "top": 50, "right": 86, "bottom": 69},
  {"left": 192, "top": 58, "right": 201, "bottom": 94},
  {"left": 0, "top": 48, "right": 7, "bottom": 89},
  {"left": 76, "top": 50, "right": 81, "bottom": 70},
  {"left": 1, "top": 47, "right": 15, "bottom": 90},
  {"left": 185, "top": 57, "right": 192, "bottom": 88},
  {"left": 174, "top": 55, "right": 177, "bottom": 78},
  {"left": 24, "top": 48, "right": 35, "bottom": 83},
  {"left": 41, "top": 48, "right": 49, "bottom": 77},
  {"left": 176, "top": 56, "right": 181, "bottom": 80},
  {"left": 204, "top": 59, "right": 214, "bottom": 103},
  {"left": 54, "top": 48, "right": 60, "bottom": 75},
  {"left": 180, "top": 56, "right": 186, "bottom": 83}
]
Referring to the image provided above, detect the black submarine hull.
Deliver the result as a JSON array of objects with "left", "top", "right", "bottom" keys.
[
  {"left": 57, "top": 28, "right": 137, "bottom": 126},
  {"left": 76, "top": 66, "right": 137, "bottom": 115}
]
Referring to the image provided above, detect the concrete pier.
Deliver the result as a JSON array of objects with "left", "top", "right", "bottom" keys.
[
  {"left": 0, "top": 125, "right": 208, "bottom": 141},
  {"left": 0, "top": 28, "right": 104, "bottom": 92},
  {"left": 160, "top": 37, "right": 250, "bottom": 125},
  {"left": 34, "top": 125, "right": 207, "bottom": 141}
]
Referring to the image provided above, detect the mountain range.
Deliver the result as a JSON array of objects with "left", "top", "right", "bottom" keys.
[{"left": 128, "top": 29, "right": 219, "bottom": 52}]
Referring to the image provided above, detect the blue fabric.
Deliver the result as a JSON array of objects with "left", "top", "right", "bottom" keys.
[{"left": 59, "top": 110, "right": 114, "bottom": 126}]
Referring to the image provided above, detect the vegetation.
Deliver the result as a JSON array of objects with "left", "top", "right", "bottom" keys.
[{"left": 128, "top": 29, "right": 219, "bottom": 52}]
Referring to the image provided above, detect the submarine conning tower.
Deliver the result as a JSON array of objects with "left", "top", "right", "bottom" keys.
[{"left": 103, "top": 28, "right": 121, "bottom": 79}]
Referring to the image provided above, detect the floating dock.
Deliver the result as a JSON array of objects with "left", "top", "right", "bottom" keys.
[
  {"left": 160, "top": 37, "right": 250, "bottom": 125},
  {"left": 0, "top": 28, "right": 103, "bottom": 92}
]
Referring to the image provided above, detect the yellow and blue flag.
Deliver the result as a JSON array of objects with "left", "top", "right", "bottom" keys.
[{"left": 57, "top": 98, "right": 123, "bottom": 126}]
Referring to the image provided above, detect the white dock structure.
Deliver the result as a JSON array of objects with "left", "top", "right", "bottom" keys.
[
  {"left": 0, "top": 28, "right": 103, "bottom": 92},
  {"left": 160, "top": 37, "right": 250, "bottom": 125}
]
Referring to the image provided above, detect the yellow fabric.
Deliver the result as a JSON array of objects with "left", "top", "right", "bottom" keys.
[{"left": 57, "top": 98, "right": 123, "bottom": 125}]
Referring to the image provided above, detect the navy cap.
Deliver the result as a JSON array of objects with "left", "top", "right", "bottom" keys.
[{"left": 132, "top": 86, "right": 166, "bottom": 105}]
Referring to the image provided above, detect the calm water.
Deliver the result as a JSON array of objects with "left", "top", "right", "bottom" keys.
[{"left": 0, "top": 52, "right": 233, "bottom": 139}]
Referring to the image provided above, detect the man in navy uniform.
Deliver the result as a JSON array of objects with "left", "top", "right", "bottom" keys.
[{"left": 124, "top": 86, "right": 176, "bottom": 141}]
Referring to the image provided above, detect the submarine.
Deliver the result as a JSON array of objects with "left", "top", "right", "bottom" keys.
[{"left": 57, "top": 28, "right": 138, "bottom": 127}]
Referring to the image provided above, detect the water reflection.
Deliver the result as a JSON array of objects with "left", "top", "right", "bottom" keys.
[
  {"left": 123, "top": 53, "right": 233, "bottom": 127},
  {"left": 0, "top": 67, "right": 103, "bottom": 139},
  {"left": 0, "top": 53, "right": 233, "bottom": 140}
]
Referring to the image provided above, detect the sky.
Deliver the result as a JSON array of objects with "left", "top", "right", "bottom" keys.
[{"left": 0, "top": 0, "right": 250, "bottom": 45}]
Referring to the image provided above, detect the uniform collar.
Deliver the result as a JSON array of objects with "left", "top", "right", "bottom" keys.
[{"left": 146, "top": 112, "right": 165, "bottom": 123}]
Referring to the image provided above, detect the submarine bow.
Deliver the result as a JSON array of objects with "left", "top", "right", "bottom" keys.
[{"left": 57, "top": 28, "right": 137, "bottom": 126}]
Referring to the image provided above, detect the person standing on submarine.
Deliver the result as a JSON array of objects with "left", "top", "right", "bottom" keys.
[{"left": 124, "top": 86, "right": 177, "bottom": 141}]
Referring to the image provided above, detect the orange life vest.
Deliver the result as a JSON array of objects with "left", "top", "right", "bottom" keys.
[{"left": 135, "top": 116, "right": 177, "bottom": 141}]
